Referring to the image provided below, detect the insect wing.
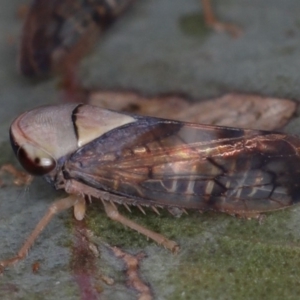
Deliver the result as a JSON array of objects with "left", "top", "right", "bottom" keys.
[{"left": 64, "top": 117, "right": 300, "bottom": 214}]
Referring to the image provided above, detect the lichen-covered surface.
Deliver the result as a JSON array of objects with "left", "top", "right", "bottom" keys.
[{"left": 1, "top": 0, "right": 300, "bottom": 299}]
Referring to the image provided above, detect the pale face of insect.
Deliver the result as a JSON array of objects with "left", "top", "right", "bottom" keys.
[
  {"left": 9, "top": 104, "right": 136, "bottom": 176},
  {"left": 9, "top": 104, "right": 79, "bottom": 175}
]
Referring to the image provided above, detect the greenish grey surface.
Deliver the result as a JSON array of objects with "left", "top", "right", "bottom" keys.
[{"left": 1, "top": 0, "right": 300, "bottom": 299}]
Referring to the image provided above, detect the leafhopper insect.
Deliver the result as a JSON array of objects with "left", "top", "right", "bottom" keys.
[{"left": 1, "top": 103, "right": 300, "bottom": 272}]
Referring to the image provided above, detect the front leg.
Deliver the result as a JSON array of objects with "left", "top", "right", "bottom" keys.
[
  {"left": 0, "top": 195, "right": 80, "bottom": 273},
  {"left": 0, "top": 164, "right": 32, "bottom": 186}
]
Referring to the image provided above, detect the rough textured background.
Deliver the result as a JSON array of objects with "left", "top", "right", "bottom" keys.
[{"left": 1, "top": 0, "right": 300, "bottom": 299}]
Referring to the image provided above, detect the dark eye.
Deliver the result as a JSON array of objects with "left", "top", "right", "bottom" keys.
[
  {"left": 17, "top": 147, "right": 56, "bottom": 176},
  {"left": 10, "top": 130, "right": 56, "bottom": 176}
]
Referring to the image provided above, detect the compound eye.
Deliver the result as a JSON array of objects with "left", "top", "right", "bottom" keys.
[
  {"left": 17, "top": 145, "right": 56, "bottom": 176},
  {"left": 9, "top": 128, "right": 56, "bottom": 176}
]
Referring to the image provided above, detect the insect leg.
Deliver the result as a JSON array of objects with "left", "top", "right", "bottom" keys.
[
  {"left": 0, "top": 195, "right": 79, "bottom": 273},
  {"left": 201, "top": 0, "right": 242, "bottom": 37},
  {"left": 102, "top": 201, "right": 179, "bottom": 253},
  {"left": 0, "top": 164, "right": 32, "bottom": 186},
  {"left": 73, "top": 196, "right": 86, "bottom": 221}
]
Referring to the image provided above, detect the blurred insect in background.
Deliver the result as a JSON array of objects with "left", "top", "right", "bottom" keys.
[{"left": 19, "top": 0, "right": 240, "bottom": 78}]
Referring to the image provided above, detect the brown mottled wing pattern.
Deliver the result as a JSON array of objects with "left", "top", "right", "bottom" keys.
[
  {"left": 19, "top": 0, "right": 134, "bottom": 76},
  {"left": 63, "top": 116, "right": 300, "bottom": 214}
]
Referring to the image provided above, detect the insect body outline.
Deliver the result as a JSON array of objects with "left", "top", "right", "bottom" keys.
[{"left": 2, "top": 103, "right": 300, "bottom": 271}]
